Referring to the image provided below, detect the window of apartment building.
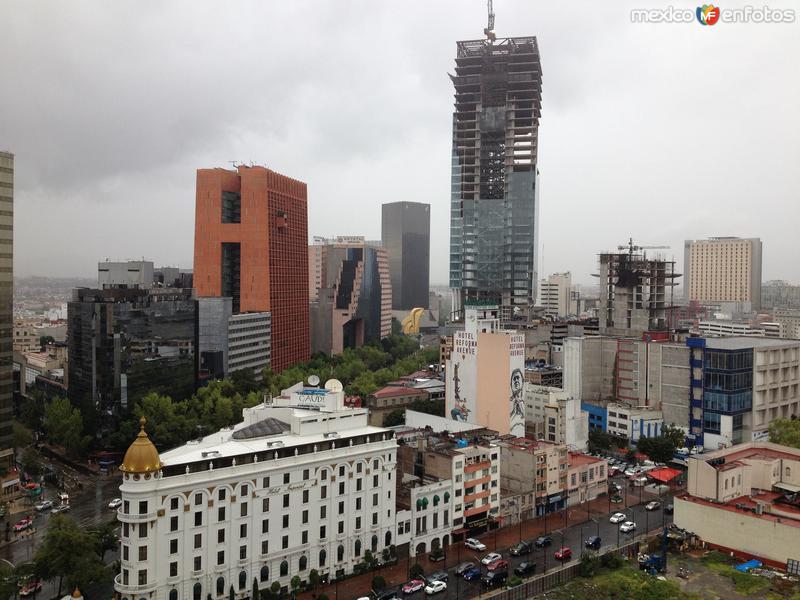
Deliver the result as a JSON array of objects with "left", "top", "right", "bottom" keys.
[
  {"left": 170, "top": 516, "right": 178, "bottom": 532},
  {"left": 218, "top": 507, "right": 226, "bottom": 522},
  {"left": 321, "top": 469, "right": 328, "bottom": 480},
  {"left": 339, "top": 482, "right": 345, "bottom": 495},
  {"left": 139, "top": 500, "right": 149, "bottom": 514},
  {"left": 282, "top": 515, "right": 289, "bottom": 528},
  {"left": 338, "top": 501, "right": 344, "bottom": 515},
  {"left": 193, "top": 556, "right": 201, "bottom": 572},
  {"left": 356, "top": 462, "right": 363, "bottom": 474},
  {"left": 373, "top": 474, "right": 379, "bottom": 488},
  {"left": 339, "top": 466, "right": 345, "bottom": 477},
  {"left": 321, "top": 485, "right": 327, "bottom": 499},
  {"left": 320, "top": 505, "right": 327, "bottom": 519},
  {"left": 284, "top": 473, "right": 290, "bottom": 484},
  {"left": 170, "top": 497, "right": 179, "bottom": 510},
  {"left": 355, "top": 498, "right": 362, "bottom": 511},
  {"left": 372, "top": 493, "right": 378, "bottom": 507},
  {"left": 219, "top": 488, "right": 227, "bottom": 502},
  {"left": 194, "top": 493, "right": 202, "bottom": 506},
  {"left": 262, "top": 498, "right": 269, "bottom": 512},
  {"left": 139, "top": 523, "right": 147, "bottom": 538},
  {"left": 122, "top": 545, "right": 129, "bottom": 561},
  {"left": 194, "top": 512, "right": 202, "bottom": 527},
  {"left": 240, "top": 502, "right": 248, "bottom": 517},
  {"left": 372, "top": 512, "right": 378, "bottom": 526},
  {"left": 355, "top": 516, "right": 361, "bottom": 530},
  {"left": 123, "top": 500, "right": 130, "bottom": 514},
  {"left": 240, "top": 545, "right": 247, "bottom": 560},
  {"left": 338, "top": 521, "right": 344, "bottom": 534},
  {"left": 373, "top": 459, "right": 379, "bottom": 470},
  {"left": 194, "top": 533, "right": 202, "bottom": 549},
  {"left": 301, "top": 530, "right": 308, "bottom": 544},
  {"left": 281, "top": 535, "right": 289, "bottom": 550},
  {"left": 240, "top": 523, "right": 247, "bottom": 538},
  {"left": 261, "top": 540, "right": 268, "bottom": 555},
  {"left": 138, "top": 545, "right": 147, "bottom": 561},
  {"left": 169, "top": 562, "right": 178, "bottom": 577},
  {"left": 303, "top": 468, "right": 310, "bottom": 480},
  {"left": 302, "top": 510, "right": 308, "bottom": 524},
  {"left": 217, "top": 550, "right": 225, "bottom": 565},
  {"left": 262, "top": 519, "right": 269, "bottom": 534},
  {"left": 283, "top": 494, "right": 290, "bottom": 508},
  {"left": 218, "top": 529, "right": 225, "bottom": 544},
  {"left": 455, "top": 461, "right": 463, "bottom": 469},
  {"left": 320, "top": 525, "right": 327, "bottom": 539},
  {"left": 138, "top": 570, "right": 148, "bottom": 586},
  {"left": 262, "top": 476, "right": 270, "bottom": 488},
  {"left": 303, "top": 490, "right": 309, "bottom": 503}
]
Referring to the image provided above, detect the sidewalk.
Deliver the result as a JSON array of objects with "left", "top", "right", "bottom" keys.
[{"left": 295, "top": 484, "right": 678, "bottom": 600}]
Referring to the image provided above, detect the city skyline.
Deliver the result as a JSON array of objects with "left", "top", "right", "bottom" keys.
[{"left": 2, "top": 1, "right": 799, "bottom": 287}]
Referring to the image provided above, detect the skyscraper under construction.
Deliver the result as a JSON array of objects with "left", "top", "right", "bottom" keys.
[{"left": 448, "top": 13, "right": 543, "bottom": 321}]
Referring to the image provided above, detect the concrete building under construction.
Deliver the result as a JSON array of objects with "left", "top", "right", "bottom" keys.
[
  {"left": 597, "top": 240, "right": 680, "bottom": 337},
  {"left": 448, "top": 26, "right": 543, "bottom": 321}
]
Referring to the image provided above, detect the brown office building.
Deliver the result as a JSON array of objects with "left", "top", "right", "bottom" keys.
[{"left": 194, "top": 166, "right": 309, "bottom": 372}]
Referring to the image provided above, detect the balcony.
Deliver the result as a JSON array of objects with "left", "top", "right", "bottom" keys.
[
  {"left": 464, "top": 504, "right": 490, "bottom": 518},
  {"left": 114, "top": 574, "right": 157, "bottom": 595},
  {"left": 464, "top": 460, "right": 491, "bottom": 474},
  {"left": 464, "top": 489, "right": 491, "bottom": 504},
  {"left": 117, "top": 508, "right": 157, "bottom": 523}
]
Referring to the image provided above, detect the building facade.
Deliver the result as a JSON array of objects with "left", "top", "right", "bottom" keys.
[
  {"left": 774, "top": 308, "right": 800, "bottom": 340},
  {"left": 539, "top": 272, "right": 573, "bottom": 318},
  {"left": 99, "top": 261, "right": 154, "bottom": 289},
  {"left": 381, "top": 202, "right": 430, "bottom": 310},
  {"left": 604, "top": 403, "right": 663, "bottom": 444},
  {"left": 500, "top": 437, "right": 568, "bottom": 515},
  {"left": 686, "top": 337, "right": 800, "bottom": 448},
  {"left": 523, "top": 384, "right": 588, "bottom": 451},
  {"left": 194, "top": 166, "right": 309, "bottom": 372},
  {"left": 365, "top": 386, "right": 429, "bottom": 427},
  {"left": 448, "top": 36, "right": 543, "bottom": 321},
  {"left": 308, "top": 237, "right": 392, "bottom": 355},
  {"left": 68, "top": 288, "right": 196, "bottom": 435},
  {"left": 0, "top": 151, "right": 13, "bottom": 469},
  {"left": 684, "top": 237, "right": 763, "bottom": 310},
  {"left": 445, "top": 304, "right": 525, "bottom": 436}
]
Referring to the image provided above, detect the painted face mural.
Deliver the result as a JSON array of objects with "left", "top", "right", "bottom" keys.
[
  {"left": 450, "top": 363, "right": 471, "bottom": 422},
  {"left": 509, "top": 368, "right": 525, "bottom": 435}
]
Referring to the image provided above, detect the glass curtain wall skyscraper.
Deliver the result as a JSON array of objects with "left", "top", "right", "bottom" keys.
[{"left": 449, "top": 36, "right": 542, "bottom": 321}]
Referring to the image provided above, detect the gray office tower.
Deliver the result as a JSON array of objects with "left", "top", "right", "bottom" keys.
[
  {"left": 0, "top": 152, "right": 12, "bottom": 459},
  {"left": 381, "top": 202, "right": 430, "bottom": 310},
  {"left": 448, "top": 35, "right": 543, "bottom": 321}
]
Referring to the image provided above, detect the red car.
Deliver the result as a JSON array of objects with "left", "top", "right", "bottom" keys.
[
  {"left": 487, "top": 558, "right": 509, "bottom": 572},
  {"left": 554, "top": 547, "right": 572, "bottom": 561},
  {"left": 14, "top": 517, "right": 32, "bottom": 532},
  {"left": 402, "top": 579, "right": 425, "bottom": 594}
]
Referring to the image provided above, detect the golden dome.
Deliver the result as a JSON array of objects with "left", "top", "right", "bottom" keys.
[{"left": 120, "top": 417, "right": 161, "bottom": 474}]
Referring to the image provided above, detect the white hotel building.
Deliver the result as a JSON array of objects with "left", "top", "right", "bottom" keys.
[{"left": 114, "top": 380, "right": 398, "bottom": 600}]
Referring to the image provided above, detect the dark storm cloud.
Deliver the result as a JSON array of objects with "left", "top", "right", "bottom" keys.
[{"left": 2, "top": 1, "right": 798, "bottom": 285}]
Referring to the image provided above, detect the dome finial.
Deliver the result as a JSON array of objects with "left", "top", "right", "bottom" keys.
[{"left": 139, "top": 416, "right": 147, "bottom": 431}]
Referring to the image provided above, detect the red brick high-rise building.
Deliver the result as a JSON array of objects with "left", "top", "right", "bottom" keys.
[{"left": 194, "top": 166, "right": 310, "bottom": 372}]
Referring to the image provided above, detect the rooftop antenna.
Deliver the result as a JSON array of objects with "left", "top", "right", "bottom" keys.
[{"left": 484, "top": 0, "right": 496, "bottom": 42}]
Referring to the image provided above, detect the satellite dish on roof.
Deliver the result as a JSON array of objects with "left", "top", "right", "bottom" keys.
[
  {"left": 325, "top": 378, "right": 344, "bottom": 392},
  {"left": 308, "top": 374, "right": 320, "bottom": 387}
]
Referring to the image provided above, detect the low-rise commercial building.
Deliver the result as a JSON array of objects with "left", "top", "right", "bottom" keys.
[
  {"left": 605, "top": 403, "right": 663, "bottom": 444},
  {"left": 675, "top": 441, "right": 800, "bottom": 568},
  {"left": 114, "top": 379, "right": 398, "bottom": 600},
  {"left": 523, "top": 385, "right": 588, "bottom": 451},
  {"left": 567, "top": 452, "right": 608, "bottom": 507},
  {"left": 365, "top": 386, "right": 429, "bottom": 427},
  {"left": 500, "top": 437, "right": 568, "bottom": 515}
]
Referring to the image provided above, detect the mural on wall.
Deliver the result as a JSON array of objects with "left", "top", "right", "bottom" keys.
[
  {"left": 509, "top": 367, "right": 525, "bottom": 436},
  {"left": 450, "top": 363, "right": 471, "bottom": 421}
]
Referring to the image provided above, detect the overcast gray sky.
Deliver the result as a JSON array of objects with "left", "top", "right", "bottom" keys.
[{"left": 3, "top": 0, "right": 798, "bottom": 287}]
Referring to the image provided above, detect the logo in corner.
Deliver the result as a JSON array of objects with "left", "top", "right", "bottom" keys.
[{"left": 697, "top": 4, "right": 721, "bottom": 25}]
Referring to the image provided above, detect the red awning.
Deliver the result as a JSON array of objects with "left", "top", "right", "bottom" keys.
[{"left": 646, "top": 467, "right": 682, "bottom": 483}]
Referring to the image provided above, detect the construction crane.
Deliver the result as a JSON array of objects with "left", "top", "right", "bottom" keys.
[
  {"left": 618, "top": 237, "right": 670, "bottom": 257},
  {"left": 484, "top": 0, "right": 496, "bottom": 42}
]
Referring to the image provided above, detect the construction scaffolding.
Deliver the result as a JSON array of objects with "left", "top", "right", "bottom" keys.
[{"left": 597, "top": 239, "right": 680, "bottom": 336}]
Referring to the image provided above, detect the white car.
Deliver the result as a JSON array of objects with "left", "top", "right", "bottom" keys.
[
  {"left": 465, "top": 538, "right": 486, "bottom": 551},
  {"left": 624, "top": 469, "right": 637, "bottom": 477},
  {"left": 619, "top": 521, "right": 637, "bottom": 533},
  {"left": 609, "top": 512, "right": 627, "bottom": 524},
  {"left": 34, "top": 500, "right": 53, "bottom": 512},
  {"left": 424, "top": 580, "right": 447, "bottom": 595},
  {"left": 481, "top": 552, "right": 502, "bottom": 565},
  {"left": 108, "top": 498, "right": 123, "bottom": 509}
]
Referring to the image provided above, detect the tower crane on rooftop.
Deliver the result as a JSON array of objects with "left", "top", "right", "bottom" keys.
[
  {"left": 484, "top": 0, "right": 496, "bottom": 42},
  {"left": 618, "top": 237, "right": 670, "bottom": 257}
]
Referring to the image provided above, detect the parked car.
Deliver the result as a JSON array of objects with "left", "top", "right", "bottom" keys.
[
  {"left": 514, "top": 561, "right": 537, "bottom": 576},
  {"left": 108, "top": 498, "right": 123, "bottom": 509},
  {"left": 402, "top": 580, "right": 424, "bottom": 594},
  {"left": 51, "top": 503, "right": 70, "bottom": 514},
  {"left": 465, "top": 537, "right": 486, "bottom": 551},
  {"left": 509, "top": 541, "right": 531, "bottom": 556},
  {"left": 14, "top": 518, "right": 32, "bottom": 532},
  {"left": 609, "top": 512, "right": 627, "bottom": 524},
  {"left": 423, "top": 580, "right": 446, "bottom": 595},
  {"left": 534, "top": 535, "right": 553, "bottom": 548},
  {"left": 480, "top": 570, "right": 508, "bottom": 588},
  {"left": 585, "top": 536, "right": 602, "bottom": 550},
  {"left": 619, "top": 521, "right": 637, "bottom": 533},
  {"left": 487, "top": 559, "right": 508, "bottom": 572},
  {"left": 480, "top": 552, "right": 502, "bottom": 565},
  {"left": 34, "top": 500, "right": 53, "bottom": 512},
  {"left": 462, "top": 567, "right": 482, "bottom": 581},
  {"left": 19, "top": 581, "right": 42, "bottom": 597},
  {"left": 455, "top": 562, "right": 475, "bottom": 576},
  {"left": 664, "top": 504, "right": 674, "bottom": 515},
  {"left": 554, "top": 547, "right": 572, "bottom": 561},
  {"left": 372, "top": 592, "right": 398, "bottom": 600},
  {"left": 645, "top": 501, "right": 662, "bottom": 511},
  {"left": 426, "top": 571, "right": 448, "bottom": 584}
]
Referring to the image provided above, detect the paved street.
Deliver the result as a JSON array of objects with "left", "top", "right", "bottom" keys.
[{"left": 300, "top": 475, "right": 681, "bottom": 600}]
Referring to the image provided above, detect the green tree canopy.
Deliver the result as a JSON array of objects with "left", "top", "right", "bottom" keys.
[
  {"left": 769, "top": 418, "right": 800, "bottom": 448},
  {"left": 43, "top": 398, "right": 91, "bottom": 457}
]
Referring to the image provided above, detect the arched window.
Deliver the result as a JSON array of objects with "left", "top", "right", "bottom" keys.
[
  {"left": 280, "top": 560, "right": 289, "bottom": 577},
  {"left": 216, "top": 578, "right": 225, "bottom": 596},
  {"left": 238, "top": 571, "right": 247, "bottom": 590},
  {"left": 169, "top": 590, "right": 178, "bottom": 600},
  {"left": 433, "top": 495, "right": 440, "bottom": 506},
  {"left": 193, "top": 583, "right": 202, "bottom": 600},
  {"left": 319, "top": 549, "right": 327, "bottom": 567},
  {"left": 354, "top": 539, "right": 362, "bottom": 557},
  {"left": 299, "top": 555, "right": 307, "bottom": 571},
  {"left": 337, "top": 545, "right": 344, "bottom": 562},
  {"left": 385, "top": 531, "right": 392, "bottom": 547},
  {"left": 371, "top": 535, "right": 378, "bottom": 553},
  {"left": 260, "top": 566, "right": 269, "bottom": 582}
]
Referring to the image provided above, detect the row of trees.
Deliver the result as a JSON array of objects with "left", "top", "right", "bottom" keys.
[
  {"left": 589, "top": 424, "right": 687, "bottom": 464},
  {"left": 769, "top": 417, "right": 800, "bottom": 448}
]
